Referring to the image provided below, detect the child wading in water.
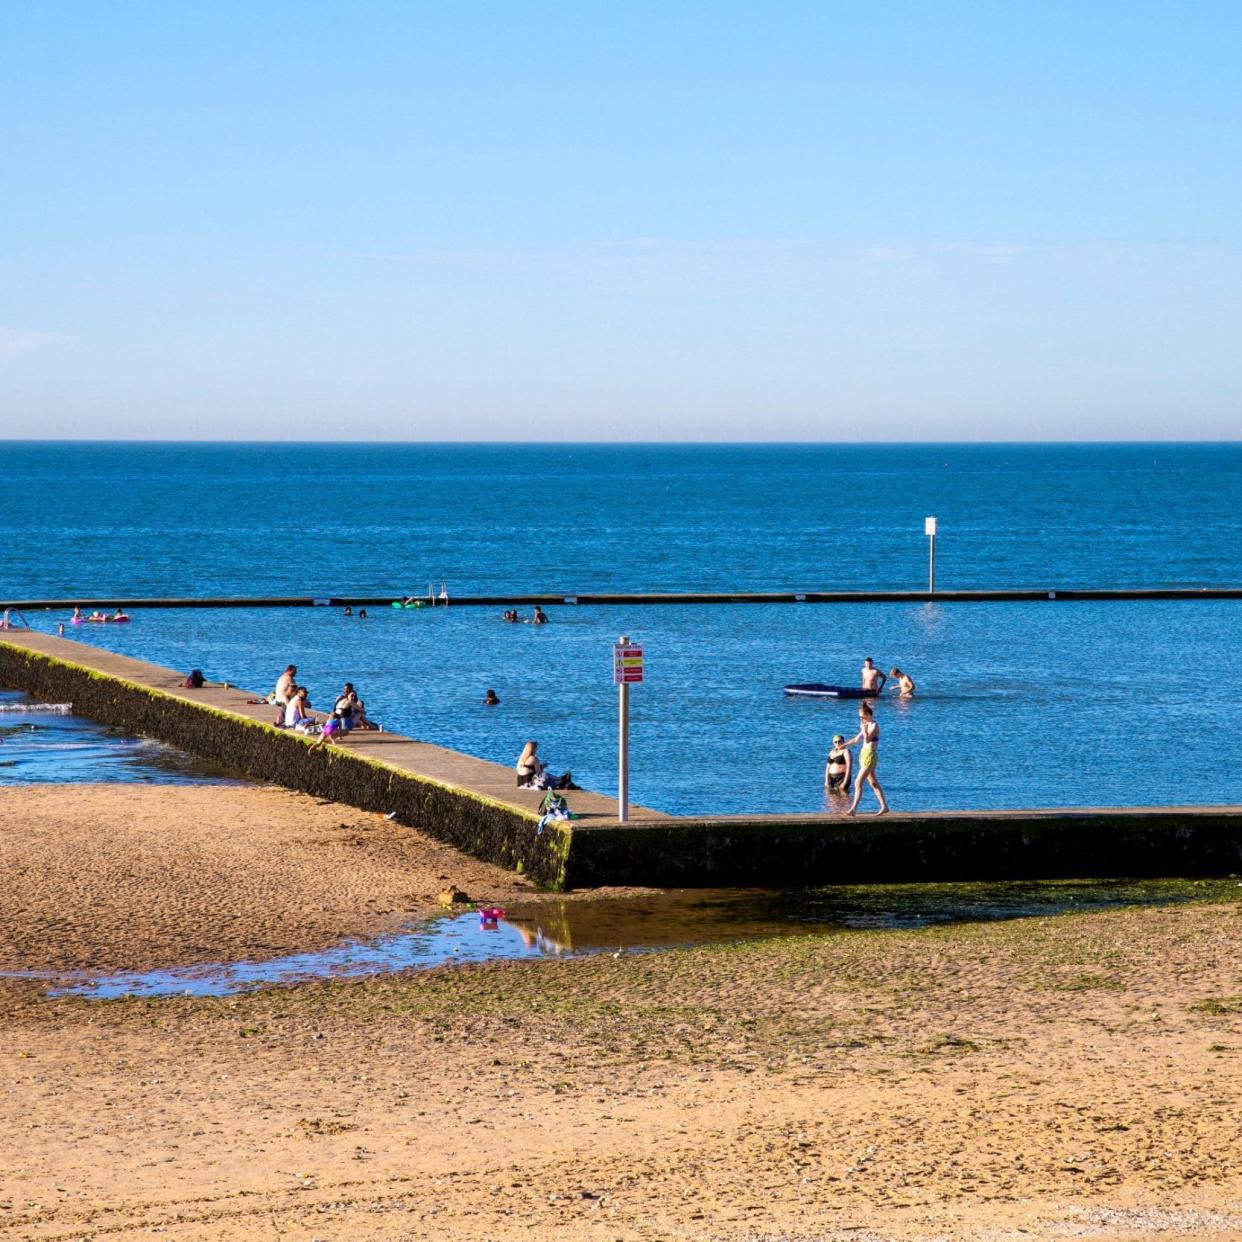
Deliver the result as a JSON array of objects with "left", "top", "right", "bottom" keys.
[{"left": 841, "top": 702, "right": 889, "bottom": 815}]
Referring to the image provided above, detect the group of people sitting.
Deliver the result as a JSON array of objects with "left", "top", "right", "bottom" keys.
[{"left": 271, "top": 664, "right": 379, "bottom": 743}]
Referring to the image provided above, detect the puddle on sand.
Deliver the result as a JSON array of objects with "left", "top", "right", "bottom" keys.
[{"left": 22, "top": 877, "right": 1239, "bottom": 1000}]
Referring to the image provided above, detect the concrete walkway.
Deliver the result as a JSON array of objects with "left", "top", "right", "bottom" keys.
[{"left": 0, "top": 629, "right": 665, "bottom": 826}]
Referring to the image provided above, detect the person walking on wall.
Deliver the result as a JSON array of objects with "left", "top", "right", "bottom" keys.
[{"left": 842, "top": 702, "right": 889, "bottom": 815}]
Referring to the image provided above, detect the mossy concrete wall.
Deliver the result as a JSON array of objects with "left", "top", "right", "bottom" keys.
[
  {"left": 563, "top": 810, "right": 1242, "bottom": 888},
  {"left": 0, "top": 641, "right": 573, "bottom": 889}
]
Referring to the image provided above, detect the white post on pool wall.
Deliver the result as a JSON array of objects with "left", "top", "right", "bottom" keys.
[
  {"left": 613, "top": 635, "right": 644, "bottom": 823},
  {"left": 925, "top": 516, "right": 938, "bottom": 593}
]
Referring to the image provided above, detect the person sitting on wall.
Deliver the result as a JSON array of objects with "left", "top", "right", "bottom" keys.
[
  {"left": 516, "top": 740, "right": 575, "bottom": 789},
  {"left": 282, "top": 686, "right": 318, "bottom": 733}
]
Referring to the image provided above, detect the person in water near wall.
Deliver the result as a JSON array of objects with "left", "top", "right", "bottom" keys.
[
  {"left": 532, "top": 606, "right": 548, "bottom": 625},
  {"left": 841, "top": 702, "right": 889, "bottom": 816},
  {"left": 860, "top": 658, "right": 887, "bottom": 694},
  {"left": 824, "top": 733, "right": 851, "bottom": 793},
  {"left": 889, "top": 667, "right": 916, "bottom": 697}
]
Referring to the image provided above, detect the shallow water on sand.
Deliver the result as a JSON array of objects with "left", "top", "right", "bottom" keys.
[
  {"left": 24, "top": 878, "right": 1239, "bottom": 999},
  {"left": 0, "top": 689, "right": 241, "bottom": 785}
]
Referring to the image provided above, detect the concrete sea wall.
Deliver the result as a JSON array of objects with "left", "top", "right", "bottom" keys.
[
  {"left": 564, "top": 811, "right": 1242, "bottom": 889},
  {"left": 4, "top": 632, "right": 1242, "bottom": 891},
  {"left": 0, "top": 639, "right": 575, "bottom": 889}
]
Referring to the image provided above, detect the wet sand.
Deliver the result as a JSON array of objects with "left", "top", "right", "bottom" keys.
[
  {"left": 1, "top": 784, "right": 1240, "bottom": 1240},
  {"left": 0, "top": 784, "right": 537, "bottom": 974}
]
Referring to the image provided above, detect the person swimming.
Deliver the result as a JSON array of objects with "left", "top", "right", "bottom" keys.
[
  {"left": 824, "top": 733, "right": 851, "bottom": 792},
  {"left": 484, "top": 689, "right": 500, "bottom": 705},
  {"left": 889, "top": 667, "right": 916, "bottom": 697},
  {"left": 532, "top": 606, "right": 548, "bottom": 625}
]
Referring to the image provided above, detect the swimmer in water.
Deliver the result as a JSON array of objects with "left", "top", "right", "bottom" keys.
[
  {"left": 532, "top": 606, "right": 548, "bottom": 625},
  {"left": 824, "top": 733, "right": 851, "bottom": 793},
  {"left": 484, "top": 689, "right": 500, "bottom": 705},
  {"left": 889, "top": 667, "right": 915, "bottom": 697},
  {"left": 842, "top": 702, "right": 889, "bottom": 815},
  {"left": 860, "top": 658, "right": 887, "bottom": 694}
]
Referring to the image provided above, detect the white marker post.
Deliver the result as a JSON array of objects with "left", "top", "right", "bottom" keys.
[
  {"left": 924, "top": 516, "right": 938, "bottom": 593},
  {"left": 612, "top": 636, "right": 644, "bottom": 823}
]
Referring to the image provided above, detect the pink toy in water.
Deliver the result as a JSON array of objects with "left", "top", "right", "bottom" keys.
[{"left": 479, "top": 906, "right": 505, "bottom": 926}]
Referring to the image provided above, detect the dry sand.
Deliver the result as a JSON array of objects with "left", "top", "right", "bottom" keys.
[{"left": 1, "top": 783, "right": 1240, "bottom": 1241}]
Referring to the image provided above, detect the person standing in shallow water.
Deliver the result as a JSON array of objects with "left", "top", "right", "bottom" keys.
[
  {"left": 889, "top": 667, "right": 915, "bottom": 697},
  {"left": 842, "top": 702, "right": 889, "bottom": 815},
  {"left": 824, "top": 733, "right": 851, "bottom": 794},
  {"left": 860, "top": 658, "right": 886, "bottom": 694}
]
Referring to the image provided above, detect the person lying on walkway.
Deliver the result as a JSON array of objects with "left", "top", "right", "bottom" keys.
[{"left": 273, "top": 664, "right": 297, "bottom": 706}]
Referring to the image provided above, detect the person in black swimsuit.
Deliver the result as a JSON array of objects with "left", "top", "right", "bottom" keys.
[{"left": 824, "top": 733, "right": 851, "bottom": 792}]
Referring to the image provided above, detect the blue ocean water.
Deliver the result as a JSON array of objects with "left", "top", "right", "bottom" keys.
[
  {"left": 2, "top": 442, "right": 1240, "bottom": 597},
  {"left": 1, "top": 442, "right": 1240, "bottom": 813}
]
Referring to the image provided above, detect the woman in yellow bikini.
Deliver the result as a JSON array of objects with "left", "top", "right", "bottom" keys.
[{"left": 842, "top": 702, "right": 889, "bottom": 815}]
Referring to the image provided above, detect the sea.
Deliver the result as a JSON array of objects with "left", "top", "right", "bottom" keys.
[{"left": 1, "top": 442, "right": 1240, "bottom": 815}]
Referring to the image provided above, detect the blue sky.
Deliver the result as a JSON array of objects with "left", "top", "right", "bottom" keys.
[{"left": 2, "top": 1, "right": 1240, "bottom": 440}]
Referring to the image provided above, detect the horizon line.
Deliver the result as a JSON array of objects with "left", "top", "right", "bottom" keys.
[{"left": 3, "top": 438, "right": 1241, "bottom": 448}]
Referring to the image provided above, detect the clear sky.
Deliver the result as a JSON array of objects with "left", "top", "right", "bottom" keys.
[{"left": 2, "top": 1, "right": 1240, "bottom": 440}]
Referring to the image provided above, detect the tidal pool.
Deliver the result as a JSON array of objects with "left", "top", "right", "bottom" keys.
[{"left": 19, "top": 877, "right": 1239, "bottom": 1000}]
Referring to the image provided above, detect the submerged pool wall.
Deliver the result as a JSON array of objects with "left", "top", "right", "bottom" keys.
[{"left": 0, "top": 639, "right": 574, "bottom": 888}]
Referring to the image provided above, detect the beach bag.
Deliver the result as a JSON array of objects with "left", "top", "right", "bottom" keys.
[
  {"left": 183, "top": 669, "right": 204, "bottom": 688},
  {"left": 539, "top": 791, "right": 569, "bottom": 817}
]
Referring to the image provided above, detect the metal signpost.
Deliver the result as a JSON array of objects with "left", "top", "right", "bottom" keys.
[
  {"left": 924, "top": 516, "right": 938, "bottom": 593},
  {"left": 612, "top": 636, "right": 644, "bottom": 822}
]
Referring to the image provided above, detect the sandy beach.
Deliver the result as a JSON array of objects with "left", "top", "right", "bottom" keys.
[{"left": 1, "top": 783, "right": 1240, "bottom": 1240}]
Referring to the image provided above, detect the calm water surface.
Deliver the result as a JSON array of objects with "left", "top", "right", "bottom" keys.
[
  {"left": 28, "top": 598, "right": 1242, "bottom": 814},
  {"left": 29, "top": 879, "right": 1241, "bottom": 999},
  {"left": 2, "top": 443, "right": 1239, "bottom": 812}
]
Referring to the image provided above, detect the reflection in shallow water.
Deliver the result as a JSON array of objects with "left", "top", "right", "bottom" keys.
[{"left": 17, "top": 878, "right": 1237, "bottom": 1000}]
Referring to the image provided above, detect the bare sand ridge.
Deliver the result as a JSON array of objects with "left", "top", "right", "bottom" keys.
[{"left": 1, "top": 783, "right": 1240, "bottom": 1240}]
